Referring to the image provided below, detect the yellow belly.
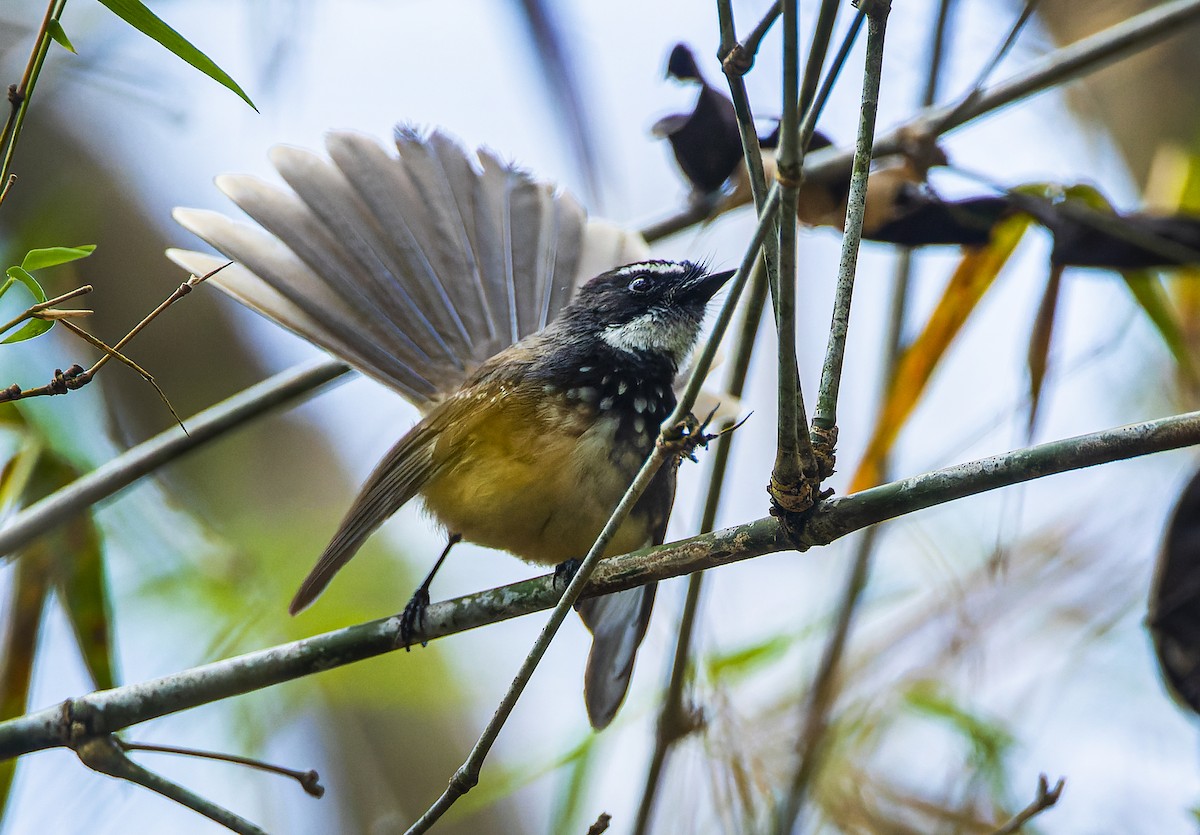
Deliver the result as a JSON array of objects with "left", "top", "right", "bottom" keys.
[{"left": 419, "top": 396, "right": 653, "bottom": 564}]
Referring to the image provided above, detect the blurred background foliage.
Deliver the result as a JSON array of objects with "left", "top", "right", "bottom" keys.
[{"left": 1, "top": 0, "right": 1200, "bottom": 833}]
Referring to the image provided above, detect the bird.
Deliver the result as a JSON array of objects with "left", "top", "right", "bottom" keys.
[{"left": 167, "top": 126, "right": 733, "bottom": 729}]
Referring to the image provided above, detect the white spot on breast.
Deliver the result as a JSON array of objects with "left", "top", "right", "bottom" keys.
[
  {"left": 634, "top": 397, "right": 648, "bottom": 413},
  {"left": 633, "top": 416, "right": 646, "bottom": 434},
  {"left": 618, "top": 380, "right": 628, "bottom": 395},
  {"left": 600, "top": 396, "right": 615, "bottom": 410}
]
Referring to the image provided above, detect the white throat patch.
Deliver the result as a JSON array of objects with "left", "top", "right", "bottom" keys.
[{"left": 601, "top": 311, "right": 696, "bottom": 364}]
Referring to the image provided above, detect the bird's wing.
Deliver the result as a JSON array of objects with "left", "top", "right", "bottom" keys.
[
  {"left": 169, "top": 127, "right": 648, "bottom": 411},
  {"left": 288, "top": 413, "right": 446, "bottom": 614}
]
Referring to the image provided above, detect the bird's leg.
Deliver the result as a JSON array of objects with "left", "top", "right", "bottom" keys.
[
  {"left": 554, "top": 558, "right": 583, "bottom": 589},
  {"left": 400, "top": 533, "right": 462, "bottom": 650}
]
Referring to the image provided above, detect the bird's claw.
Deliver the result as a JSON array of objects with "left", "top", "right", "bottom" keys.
[{"left": 400, "top": 588, "right": 431, "bottom": 650}]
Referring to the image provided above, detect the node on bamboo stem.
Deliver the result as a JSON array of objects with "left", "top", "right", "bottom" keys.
[{"left": 810, "top": 424, "right": 838, "bottom": 480}]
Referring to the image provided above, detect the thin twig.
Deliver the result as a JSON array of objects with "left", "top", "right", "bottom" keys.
[
  {"left": 775, "top": 523, "right": 878, "bottom": 834},
  {"left": 86, "top": 264, "right": 226, "bottom": 377},
  {"left": 812, "top": 0, "right": 890, "bottom": 437},
  {"left": 633, "top": 254, "right": 770, "bottom": 835},
  {"left": 742, "top": 3, "right": 782, "bottom": 63},
  {"left": 0, "top": 0, "right": 67, "bottom": 192},
  {"left": 117, "top": 740, "right": 324, "bottom": 798},
  {"left": 0, "top": 357, "right": 350, "bottom": 558},
  {"left": 403, "top": 178, "right": 784, "bottom": 835},
  {"left": 642, "top": 0, "right": 1200, "bottom": 243},
  {"left": 798, "top": 0, "right": 842, "bottom": 124},
  {"left": 768, "top": 0, "right": 818, "bottom": 515},
  {"left": 74, "top": 735, "right": 266, "bottom": 835},
  {"left": 5, "top": 408, "right": 1200, "bottom": 762},
  {"left": 780, "top": 6, "right": 946, "bottom": 826},
  {"left": 0, "top": 172, "right": 15, "bottom": 208},
  {"left": 931, "top": 0, "right": 1041, "bottom": 136},
  {"left": 0, "top": 265, "right": 226, "bottom": 414},
  {"left": 798, "top": 9, "right": 866, "bottom": 150},
  {"left": 990, "top": 775, "right": 1065, "bottom": 835},
  {"left": 0, "top": 284, "right": 93, "bottom": 337},
  {"left": 55, "top": 318, "right": 186, "bottom": 429}
]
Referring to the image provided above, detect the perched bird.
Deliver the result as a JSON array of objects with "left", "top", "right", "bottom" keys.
[
  {"left": 652, "top": 43, "right": 747, "bottom": 196},
  {"left": 651, "top": 44, "right": 1005, "bottom": 247},
  {"left": 168, "top": 127, "right": 732, "bottom": 729}
]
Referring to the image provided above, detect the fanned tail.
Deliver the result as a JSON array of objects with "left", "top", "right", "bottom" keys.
[{"left": 169, "top": 127, "right": 648, "bottom": 409}]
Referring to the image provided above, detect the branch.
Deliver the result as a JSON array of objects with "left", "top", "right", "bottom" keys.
[
  {"left": 3, "top": 408, "right": 1199, "bottom": 762},
  {"left": 767, "top": 0, "right": 819, "bottom": 514},
  {"left": 990, "top": 775, "right": 1065, "bottom": 835},
  {"left": 74, "top": 736, "right": 266, "bottom": 834},
  {"left": 0, "top": 357, "right": 350, "bottom": 558},
  {"left": 812, "top": 0, "right": 890, "bottom": 435},
  {"left": 642, "top": 0, "right": 1200, "bottom": 241},
  {"left": 0, "top": 0, "right": 67, "bottom": 205}
]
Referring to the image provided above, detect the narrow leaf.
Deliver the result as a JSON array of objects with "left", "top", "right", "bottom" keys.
[
  {"left": 95, "top": 0, "right": 257, "bottom": 110},
  {"left": 0, "top": 550, "right": 53, "bottom": 820},
  {"left": 549, "top": 736, "right": 599, "bottom": 835},
  {"left": 20, "top": 244, "right": 95, "bottom": 271},
  {"left": 1026, "top": 264, "right": 1065, "bottom": 438},
  {"left": 46, "top": 19, "right": 76, "bottom": 54},
  {"left": 1147, "top": 149, "right": 1200, "bottom": 364},
  {"left": 1122, "top": 269, "right": 1200, "bottom": 386},
  {"left": 3, "top": 267, "right": 46, "bottom": 303},
  {"left": 850, "top": 214, "right": 1033, "bottom": 492},
  {"left": 1058, "top": 183, "right": 1200, "bottom": 385},
  {"left": 34, "top": 455, "right": 117, "bottom": 691},
  {"left": 0, "top": 436, "right": 43, "bottom": 522}
]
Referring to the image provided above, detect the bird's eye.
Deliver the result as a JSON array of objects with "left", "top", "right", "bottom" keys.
[{"left": 628, "top": 275, "right": 652, "bottom": 294}]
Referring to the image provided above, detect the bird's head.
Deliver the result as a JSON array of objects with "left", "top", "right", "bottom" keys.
[{"left": 561, "top": 260, "right": 735, "bottom": 368}]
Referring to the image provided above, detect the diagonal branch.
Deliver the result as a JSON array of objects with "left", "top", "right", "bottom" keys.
[
  {"left": 0, "top": 357, "right": 350, "bottom": 558},
  {"left": 3, "top": 407, "right": 1200, "bottom": 763}
]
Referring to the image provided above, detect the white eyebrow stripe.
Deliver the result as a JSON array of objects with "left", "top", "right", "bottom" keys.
[{"left": 614, "top": 261, "right": 690, "bottom": 276}]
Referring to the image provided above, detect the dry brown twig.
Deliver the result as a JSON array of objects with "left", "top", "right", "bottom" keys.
[
  {"left": 990, "top": 774, "right": 1065, "bottom": 835},
  {"left": 0, "top": 263, "right": 229, "bottom": 429}
]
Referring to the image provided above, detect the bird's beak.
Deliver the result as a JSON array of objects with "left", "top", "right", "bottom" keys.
[{"left": 688, "top": 268, "right": 737, "bottom": 302}]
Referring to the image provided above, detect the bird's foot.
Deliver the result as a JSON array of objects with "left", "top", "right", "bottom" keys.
[
  {"left": 400, "top": 588, "right": 431, "bottom": 650},
  {"left": 554, "top": 558, "right": 583, "bottom": 589}
]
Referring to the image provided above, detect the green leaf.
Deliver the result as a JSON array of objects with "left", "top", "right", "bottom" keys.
[
  {"left": 46, "top": 19, "right": 76, "bottom": 54},
  {"left": 37, "top": 456, "right": 116, "bottom": 691},
  {"left": 0, "top": 549, "right": 53, "bottom": 821},
  {"left": 95, "top": 0, "right": 257, "bottom": 111},
  {"left": 2, "top": 267, "right": 46, "bottom": 304},
  {"left": 20, "top": 244, "right": 94, "bottom": 271},
  {"left": 706, "top": 632, "right": 794, "bottom": 680},
  {"left": 1122, "top": 269, "right": 1200, "bottom": 386},
  {"left": 0, "top": 268, "right": 53, "bottom": 344}
]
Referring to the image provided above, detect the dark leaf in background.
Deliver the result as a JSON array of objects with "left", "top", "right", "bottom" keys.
[
  {"left": 1151, "top": 466, "right": 1200, "bottom": 714},
  {"left": 1050, "top": 210, "right": 1200, "bottom": 269},
  {"left": 866, "top": 188, "right": 1012, "bottom": 247},
  {"left": 0, "top": 542, "right": 53, "bottom": 820},
  {"left": 0, "top": 446, "right": 115, "bottom": 825},
  {"left": 35, "top": 456, "right": 116, "bottom": 692},
  {"left": 1025, "top": 264, "right": 1064, "bottom": 439},
  {"left": 652, "top": 44, "right": 745, "bottom": 195}
]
